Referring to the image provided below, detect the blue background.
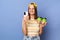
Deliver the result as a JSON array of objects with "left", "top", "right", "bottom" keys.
[{"left": 0, "top": 0, "right": 60, "bottom": 40}]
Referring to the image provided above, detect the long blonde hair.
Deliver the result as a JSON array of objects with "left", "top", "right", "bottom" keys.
[{"left": 28, "top": 2, "right": 38, "bottom": 19}]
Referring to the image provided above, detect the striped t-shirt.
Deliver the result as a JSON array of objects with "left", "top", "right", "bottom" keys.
[{"left": 26, "top": 20, "right": 40, "bottom": 37}]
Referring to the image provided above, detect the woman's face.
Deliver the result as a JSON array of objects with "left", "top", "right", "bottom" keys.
[{"left": 28, "top": 5, "right": 35, "bottom": 15}]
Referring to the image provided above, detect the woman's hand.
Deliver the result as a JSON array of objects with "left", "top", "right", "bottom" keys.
[{"left": 41, "top": 22, "right": 47, "bottom": 28}]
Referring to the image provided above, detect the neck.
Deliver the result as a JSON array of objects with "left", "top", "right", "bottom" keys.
[{"left": 30, "top": 14, "right": 35, "bottom": 20}]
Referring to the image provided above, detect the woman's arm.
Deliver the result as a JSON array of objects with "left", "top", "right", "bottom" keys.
[
  {"left": 39, "top": 22, "right": 47, "bottom": 35},
  {"left": 39, "top": 24, "right": 43, "bottom": 35},
  {"left": 22, "top": 18, "right": 27, "bottom": 36}
]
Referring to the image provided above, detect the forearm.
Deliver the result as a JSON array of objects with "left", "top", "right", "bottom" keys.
[
  {"left": 39, "top": 24, "right": 43, "bottom": 35},
  {"left": 22, "top": 19, "right": 27, "bottom": 36},
  {"left": 39, "top": 30, "right": 43, "bottom": 35},
  {"left": 22, "top": 28, "right": 27, "bottom": 35}
]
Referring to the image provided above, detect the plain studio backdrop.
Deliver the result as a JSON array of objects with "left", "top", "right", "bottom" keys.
[{"left": 0, "top": 0, "right": 60, "bottom": 40}]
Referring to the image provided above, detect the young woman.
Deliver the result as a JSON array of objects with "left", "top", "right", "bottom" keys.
[{"left": 22, "top": 2, "right": 46, "bottom": 40}]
